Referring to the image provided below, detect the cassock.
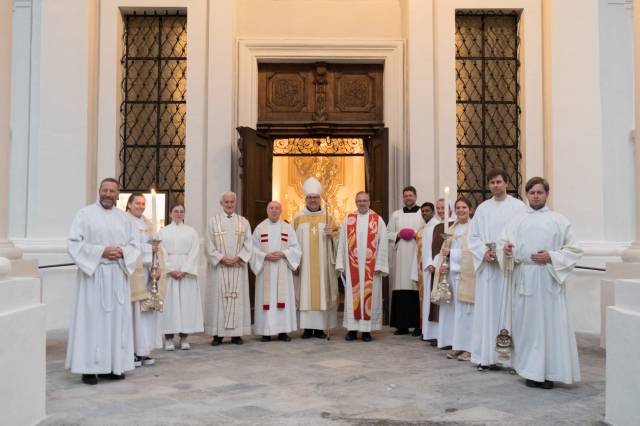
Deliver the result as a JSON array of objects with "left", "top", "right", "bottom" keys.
[
  {"left": 66, "top": 202, "right": 139, "bottom": 375},
  {"left": 433, "top": 221, "right": 474, "bottom": 351},
  {"left": 387, "top": 206, "right": 424, "bottom": 329},
  {"left": 160, "top": 222, "right": 204, "bottom": 335},
  {"left": 250, "top": 219, "right": 301, "bottom": 335},
  {"left": 498, "top": 207, "right": 583, "bottom": 384},
  {"left": 410, "top": 216, "right": 442, "bottom": 340},
  {"left": 336, "top": 210, "right": 389, "bottom": 332},
  {"left": 468, "top": 195, "right": 526, "bottom": 366},
  {"left": 204, "top": 213, "right": 253, "bottom": 337},
  {"left": 293, "top": 207, "right": 339, "bottom": 330},
  {"left": 129, "top": 214, "right": 163, "bottom": 357}
]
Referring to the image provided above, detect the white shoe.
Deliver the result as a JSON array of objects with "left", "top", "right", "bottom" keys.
[
  {"left": 180, "top": 340, "right": 190, "bottom": 350},
  {"left": 165, "top": 339, "right": 175, "bottom": 351},
  {"left": 142, "top": 356, "right": 155, "bottom": 366}
]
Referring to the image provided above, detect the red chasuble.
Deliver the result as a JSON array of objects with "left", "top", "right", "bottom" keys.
[{"left": 346, "top": 212, "right": 379, "bottom": 321}]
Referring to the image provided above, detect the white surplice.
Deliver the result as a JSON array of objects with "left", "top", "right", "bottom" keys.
[
  {"left": 410, "top": 216, "right": 443, "bottom": 340},
  {"left": 499, "top": 207, "right": 583, "bottom": 384},
  {"left": 250, "top": 219, "right": 301, "bottom": 335},
  {"left": 468, "top": 195, "right": 527, "bottom": 366},
  {"left": 160, "top": 222, "right": 204, "bottom": 334},
  {"left": 204, "top": 213, "right": 253, "bottom": 337},
  {"left": 65, "top": 202, "right": 139, "bottom": 375},
  {"left": 129, "top": 214, "right": 163, "bottom": 357},
  {"left": 293, "top": 207, "right": 338, "bottom": 330},
  {"left": 387, "top": 208, "right": 424, "bottom": 292},
  {"left": 434, "top": 222, "right": 474, "bottom": 351},
  {"left": 336, "top": 211, "right": 389, "bottom": 332}
]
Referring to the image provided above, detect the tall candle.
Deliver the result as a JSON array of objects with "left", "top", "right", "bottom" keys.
[
  {"left": 444, "top": 186, "right": 450, "bottom": 234},
  {"left": 151, "top": 188, "right": 158, "bottom": 239}
]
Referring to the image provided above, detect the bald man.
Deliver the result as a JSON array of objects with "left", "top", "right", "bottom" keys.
[
  {"left": 250, "top": 201, "right": 301, "bottom": 342},
  {"left": 204, "top": 192, "right": 253, "bottom": 345}
]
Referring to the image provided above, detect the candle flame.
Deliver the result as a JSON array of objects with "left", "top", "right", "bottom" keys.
[
  {"left": 151, "top": 188, "right": 156, "bottom": 195},
  {"left": 444, "top": 186, "right": 450, "bottom": 194}
]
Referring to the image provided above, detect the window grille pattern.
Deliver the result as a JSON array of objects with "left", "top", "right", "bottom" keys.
[
  {"left": 119, "top": 13, "right": 187, "bottom": 212},
  {"left": 456, "top": 12, "right": 522, "bottom": 208}
]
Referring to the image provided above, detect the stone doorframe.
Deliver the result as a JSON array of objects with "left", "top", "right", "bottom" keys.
[{"left": 235, "top": 39, "right": 405, "bottom": 213}]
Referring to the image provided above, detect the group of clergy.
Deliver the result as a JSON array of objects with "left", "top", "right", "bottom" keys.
[{"left": 65, "top": 170, "right": 583, "bottom": 391}]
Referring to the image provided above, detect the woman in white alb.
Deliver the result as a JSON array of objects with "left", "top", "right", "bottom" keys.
[
  {"left": 434, "top": 197, "right": 476, "bottom": 362},
  {"left": 160, "top": 204, "right": 203, "bottom": 350}
]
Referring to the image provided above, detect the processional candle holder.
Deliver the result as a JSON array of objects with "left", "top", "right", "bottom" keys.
[
  {"left": 141, "top": 238, "right": 164, "bottom": 313},
  {"left": 431, "top": 233, "right": 453, "bottom": 304}
]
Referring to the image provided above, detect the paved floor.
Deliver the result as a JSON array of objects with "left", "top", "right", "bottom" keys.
[{"left": 41, "top": 328, "right": 606, "bottom": 426}]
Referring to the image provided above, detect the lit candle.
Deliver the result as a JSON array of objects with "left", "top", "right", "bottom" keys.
[
  {"left": 444, "top": 186, "right": 450, "bottom": 234},
  {"left": 151, "top": 188, "right": 158, "bottom": 239}
]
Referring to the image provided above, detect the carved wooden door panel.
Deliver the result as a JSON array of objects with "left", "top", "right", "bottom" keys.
[
  {"left": 237, "top": 127, "right": 273, "bottom": 230},
  {"left": 365, "top": 128, "right": 389, "bottom": 223}
]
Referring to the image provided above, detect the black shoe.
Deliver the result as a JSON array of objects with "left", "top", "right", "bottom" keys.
[
  {"left": 231, "top": 336, "right": 243, "bottom": 345},
  {"left": 314, "top": 330, "right": 327, "bottom": 339},
  {"left": 525, "top": 379, "right": 543, "bottom": 388},
  {"left": 211, "top": 336, "right": 223, "bottom": 346},
  {"left": 393, "top": 328, "right": 409, "bottom": 335},
  {"left": 428, "top": 340, "right": 438, "bottom": 347},
  {"left": 301, "top": 329, "right": 313, "bottom": 339},
  {"left": 412, "top": 328, "right": 422, "bottom": 337},
  {"left": 345, "top": 330, "right": 357, "bottom": 341},
  {"left": 362, "top": 332, "right": 372, "bottom": 342},
  {"left": 541, "top": 380, "right": 555, "bottom": 390},
  {"left": 278, "top": 333, "right": 291, "bottom": 342},
  {"left": 440, "top": 345, "right": 452, "bottom": 350},
  {"left": 98, "top": 373, "right": 125, "bottom": 380},
  {"left": 82, "top": 374, "right": 98, "bottom": 385},
  {"left": 261, "top": 335, "right": 271, "bottom": 342}
]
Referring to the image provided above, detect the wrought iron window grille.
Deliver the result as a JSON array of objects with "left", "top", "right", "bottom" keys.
[
  {"left": 119, "top": 12, "right": 187, "bottom": 217},
  {"left": 456, "top": 12, "right": 522, "bottom": 208}
]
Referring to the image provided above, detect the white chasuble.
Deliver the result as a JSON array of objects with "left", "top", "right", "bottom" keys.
[
  {"left": 65, "top": 202, "right": 140, "bottom": 375},
  {"left": 468, "top": 195, "right": 527, "bottom": 366},
  {"left": 336, "top": 211, "right": 388, "bottom": 332},
  {"left": 387, "top": 209, "right": 424, "bottom": 292},
  {"left": 498, "top": 207, "right": 583, "bottom": 384},
  {"left": 250, "top": 219, "right": 301, "bottom": 335},
  {"left": 129, "top": 214, "right": 163, "bottom": 356},
  {"left": 409, "top": 216, "right": 442, "bottom": 340},
  {"left": 433, "top": 222, "right": 474, "bottom": 351},
  {"left": 160, "top": 223, "right": 204, "bottom": 334},
  {"left": 293, "top": 208, "right": 338, "bottom": 330},
  {"left": 204, "top": 213, "right": 253, "bottom": 337}
]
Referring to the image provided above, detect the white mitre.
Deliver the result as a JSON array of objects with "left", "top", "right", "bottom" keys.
[{"left": 303, "top": 177, "right": 323, "bottom": 196}]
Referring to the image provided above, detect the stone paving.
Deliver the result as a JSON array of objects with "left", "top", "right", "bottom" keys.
[{"left": 41, "top": 328, "right": 606, "bottom": 426}]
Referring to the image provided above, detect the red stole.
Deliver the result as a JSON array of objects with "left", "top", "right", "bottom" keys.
[{"left": 346, "top": 211, "right": 379, "bottom": 321}]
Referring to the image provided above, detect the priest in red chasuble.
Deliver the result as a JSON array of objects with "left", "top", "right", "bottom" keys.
[{"left": 336, "top": 191, "right": 388, "bottom": 342}]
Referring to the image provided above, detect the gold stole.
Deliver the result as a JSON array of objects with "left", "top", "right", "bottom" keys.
[
  {"left": 130, "top": 217, "right": 166, "bottom": 303},
  {"left": 258, "top": 221, "right": 288, "bottom": 310},
  {"left": 346, "top": 212, "right": 379, "bottom": 321},
  {"left": 294, "top": 213, "right": 337, "bottom": 311},
  {"left": 439, "top": 222, "right": 476, "bottom": 304}
]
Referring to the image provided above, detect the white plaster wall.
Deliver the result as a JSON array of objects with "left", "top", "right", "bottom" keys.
[
  {"left": 236, "top": 0, "right": 403, "bottom": 39},
  {"left": 598, "top": 1, "right": 635, "bottom": 242},
  {"left": 0, "top": 277, "right": 46, "bottom": 426}
]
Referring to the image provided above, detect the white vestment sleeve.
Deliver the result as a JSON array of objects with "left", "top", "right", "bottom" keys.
[
  {"left": 468, "top": 214, "right": 488, "bottom": 271},
  {"left": 548, "top": 219, "right": 583, "bottom": 285},
  {"left": 181, "top": 228, "right": 201, "bottom": 276},
  {"left": 120, "top": 220, "right": 141, "bottom": 276},
  {"left": 282, "top": 223, "right": 302, "bottom": 271},
  {"left": 140, "top": 241, "right": 153, "bottom": 265},
  {"left": 387, "top": 211, "right": 398, "bottom": 242},
  {"left": 237, "top": 219, "right": 253, "bottom": 264},
  {"left": 67, "top": 210, "right": 105, "bottom": 276},
  {"left": 335, "top": 218, "right": 347, "bottom": 273},
  {"left": 206, "top": 217, "right": 224, "bottom": 267},
  {"left": 374, "top": 217, "right": 389, "bottom": 275},
  {"left": 250, "top": 226, "right": 266, "bottom": 275}
]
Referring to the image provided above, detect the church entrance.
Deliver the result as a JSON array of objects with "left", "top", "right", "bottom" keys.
[{"left": 238, "top": 61, "right": 390, "bottom": 321}]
